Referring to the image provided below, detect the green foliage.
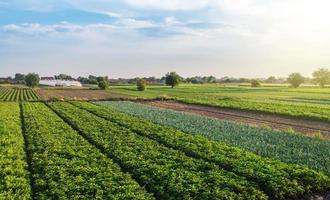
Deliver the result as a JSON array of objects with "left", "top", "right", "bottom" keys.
[
  {"left": 25, "top": 73, "right": 40, "bottom": 88},
  {"left": 165, "top": 72, "right": 181, "bottom": 88},
  {"left": 136, "top": 79, "right": 146, "bottom": 91},
  {"left": 287, "top": 73, "right": 304, "bottom": 88},
  {"left": 0, "top": 88, "right": 39, "bottom": 102},
  {"left": 313, "top": 68, "right": 330, "bottom": 88},
  {"left": 0, "top": 103, "right": 31, "bottom": 199},
  {"left": 251, "top": 79, "right": 261, "bottom": 87},
  {"left": 109, "top": 84, "right": 330, "bottom": 121},
  {"left": 49, "top": 102, "right": 267, "bottom": 200},
  {"left": 99, "top": 101, "right": 330, "bottom": 175},
  {"left": 14, "top": 73, "right": 26, "bottom": 84},
  {"left": 98, "top": 80, "right": 109, "bottom": 90},
  {"left": 73, "top": 101, "right": 330, "bottom": 199},
  {"left": 22, "top": 102, "right": 152, "bottom": 199}
]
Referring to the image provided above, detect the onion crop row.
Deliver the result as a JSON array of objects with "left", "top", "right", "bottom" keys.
[
  {"left": 48, "top": 102, "right": 267, "bottom": 200},
  {"left": 98, "top": 101, "right": 330, "bottom": 176},
  {"left": 72, "top": 101, "right": 330, "bottom": 200},
  {"left": 22, "top": 102, "right": 152, "bottom": 199},
  {"left": 0, "top": 103, "right": 31, "bottom": 199}
]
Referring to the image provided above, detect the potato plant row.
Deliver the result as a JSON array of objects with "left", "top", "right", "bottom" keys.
[
  {"left": 0, "top": 88, "right": 39, "bottom": 101},
  {"left": 72, "top": 101, "right": 330, "bottom": 199},
  {"left": 22, "top": 102, "right": 152, "bottom": 199},
  {"left": 98, "top": 101, "right": 330, "bottom": 175},
  {"left": 0, "top": 103, "right": 31, "bottom": 199},
  {"left": 48, "top": 102, "right": 268, "bottom": 200}
]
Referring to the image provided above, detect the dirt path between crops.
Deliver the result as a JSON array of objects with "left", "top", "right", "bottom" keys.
[{"left": 143, "top": 100, "right": 330, "bottom": 139}]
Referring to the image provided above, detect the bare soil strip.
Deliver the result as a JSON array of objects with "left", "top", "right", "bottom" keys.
[{"left": 143, "top": 100, "right": 330, "bottom": 139}]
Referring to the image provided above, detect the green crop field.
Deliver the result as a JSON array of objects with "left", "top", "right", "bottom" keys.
[
  {"left": 0, "top": 88, "right": 39, "bottom": 101},
  {"left": 0, "top": 100, "right": 329, "bottom": 199},
  {"left": 110, "top": 84, "right": 330, "bottom": 121}
]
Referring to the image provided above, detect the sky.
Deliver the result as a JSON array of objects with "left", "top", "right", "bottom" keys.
[{"left": 0, "top": 0, "right": 330, "bottom": 78}]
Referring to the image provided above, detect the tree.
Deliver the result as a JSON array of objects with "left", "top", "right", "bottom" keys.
[
  {"left": 25, "top": 73, "right": 40, "bottom": 88},
  {"left": 136, "top": 79, "right": 147, "bottom": 91},
  {"left": 287, "top": 73, "right": 304, "bottom": 88},
  {"left": 312, "top": 68, "right": 330, "bottom": 88},
  {"left": 265, "top": 76, "right": 277, "bottom": 84},
  {"left": 251, "top": 79, "right": 261, "bottom": 87},
  {"left": 98, "top": 80, "right": 109, "bottom": 90},
  {"left": 55, "top": 74, "right": 73, "bottom": 80},
  {"left": 165, "top": 72, "right": 181, "bottom": 88},
  {"left": 14, "top": 73, "right": 25, "bottom": 84}
]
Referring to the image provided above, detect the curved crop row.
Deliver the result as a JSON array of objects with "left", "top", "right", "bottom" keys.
[
  {"left": 72, "top": 101, "right": 330, "bottom": 199},
  {"left": 48, "top": 102, "right": 267, "bottom": 200},
  {"left": 22, "top": 102, "right": 152, "bottom": 199},
  {"left": 0, "top": 88, "right": 39, "bottom": 101},
  {"left": 98, "top": 101, "right": 330, "bottom": 175},
  {"left": 0, "top": 103, "right": 31, "bottom": 199}
]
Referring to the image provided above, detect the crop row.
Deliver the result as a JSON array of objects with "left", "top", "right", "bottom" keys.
[
  {"left": 48, "top": 102, "right": 268, "bottom": 200},
  {"left": 96, "top": 101, "right": 330, "bottom": 175},
  {"left": 0, "top": 88, "right": 39, "bottom": 101},
  {"left": 0, "top": 103, "right": 31, "bottom": 199},
  {"left": 72, "top": 101, "right": 330, "bottom": 199},
  {"left": 22, "top": 102, "right": 152, "bottom": 199},
  {"left": 180, "top": 98, "right": 330, "bottom": 121}
]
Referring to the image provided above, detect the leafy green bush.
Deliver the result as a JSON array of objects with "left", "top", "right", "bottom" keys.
[{"left": 136, "top": 79, "right": 146, "bottom": 91}]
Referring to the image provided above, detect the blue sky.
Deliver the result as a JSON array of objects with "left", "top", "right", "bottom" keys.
[{"left": 1, "top": 0, "right": 330, "bottom": 78}]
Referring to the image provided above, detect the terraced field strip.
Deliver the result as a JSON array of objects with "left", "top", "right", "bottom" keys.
[
  {"left": 72, "top": 101, "right": 330, "bottom": 199},
  {"left": 48, "top": 102, "right": 268, "bottom": 200},
  {"left": 0, "top": 88, "right": 39, "bottom": 101},
  {"left": 22, "top": 102, "right": 152, "bottom": 199},
  {"left": 0, "top": 103, "right": 31, "bottom": 199},
  {"left": 96, "top": 101, "right": 330, "bottom": 175}
]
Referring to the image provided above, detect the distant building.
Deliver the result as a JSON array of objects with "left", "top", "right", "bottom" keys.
[{"left": 40, "top": 80, "right": 82, "bottom": 87}]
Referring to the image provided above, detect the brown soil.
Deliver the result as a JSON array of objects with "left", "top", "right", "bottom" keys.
[
  {"left": 143, "top": 100, "right": 330, "bottom": 139},
  {"left": 36, "top": 89, "right": 129, "bottom": 101}
]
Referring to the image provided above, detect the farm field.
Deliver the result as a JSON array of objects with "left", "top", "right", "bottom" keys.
[
  {"left": 94, "top": 101, "right": 330, "bottom": 175},
  {"left": 110, "top": 84, "right": 330, "bottom": 121},
  {"left": 0, "top": 87, "right": 39, "bottom": 101},
  {"left": 36, "top": 88, "right": 128, "bottom": 101},
  {"left": 0, "top": 101, "right": 329, "bottom": 199}
]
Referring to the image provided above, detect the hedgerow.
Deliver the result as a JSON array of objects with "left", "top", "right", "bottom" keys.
[
  {"left": 22, "top": 102, "right": 152, "bottom": 199},
  {"left": 0, "top": 103, "right": 31, "bottom": 199},
  {"left": 72, "top": 101, "right": 330, "bottom": 199},
  {"left": 98, "top": 101, "right": 330, "bottom": 176},
  {"left": 48, "top": 102, "right": 267, "bottom": 200}
]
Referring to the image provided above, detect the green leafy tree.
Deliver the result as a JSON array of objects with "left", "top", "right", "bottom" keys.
[
  {"left": 25, "top": 73, "right": 40, "bottom": 88},
  {"left": 287, "top": 73, "right": 304, "bottom": 88},
  {"left": 98, "top": 80, "right": 109, "bottom": 90},
  {"left": 165, "top": 72, "right": 181, "bottom": 88},
  {"left": 312, "top": 68, "right": 330, "bottom": 88},
  {"left": 14, "top": 73, "right": 26, "bottom": 84},
  {"left": 251, "top": 79, "right": 261, "bottom": 87},
  {"left": 136, "top": 79, "right": 147, "bottom": 91}
]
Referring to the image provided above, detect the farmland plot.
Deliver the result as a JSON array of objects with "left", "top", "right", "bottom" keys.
[
  {"left": 96, "top": 101, "right": 330, "bottom": 175},
  {"left": 49, "top": 102, "right": 330, "bottom": 199},
  {"left": 0, "top": 103, "right": 31, "bottom": 199},
  {"left": 0, "top": 88, "right": 39, "bottom": 101},
  {"left": 22, "top": 102, "right": 152, "bottom": 199}
]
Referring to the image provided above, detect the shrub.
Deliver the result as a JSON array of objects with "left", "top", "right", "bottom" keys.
[
  {"left": 287, "top": 73, "right": 304, "bottom": 88},
  {"left": 251, "top": 79, "right": 261, "bottom": 87},
  {"left": 137, "top": 79, "right": 147, "bottom": 91},
  {"left": 98, "top": 80, "right": 109, "bottom": 90}
]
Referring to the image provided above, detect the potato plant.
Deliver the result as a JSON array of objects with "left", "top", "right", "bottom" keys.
[
  {"left": 48, "top": 102, "right": 267, "bottom": 200},
  {"left": 22, "top": 102, "right": 152, "bottom": 199},
  {"left": 0, "top": 103, "right": 31, "bottom": 199}
]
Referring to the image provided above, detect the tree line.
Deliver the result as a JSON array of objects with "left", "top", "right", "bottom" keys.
[{"left": 0, "top": 68, "right": 329, "bottom": 89}]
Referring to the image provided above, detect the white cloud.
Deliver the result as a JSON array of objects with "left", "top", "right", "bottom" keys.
[{"left": 123, "top": 0, "right": 210, "bottom": 11}]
